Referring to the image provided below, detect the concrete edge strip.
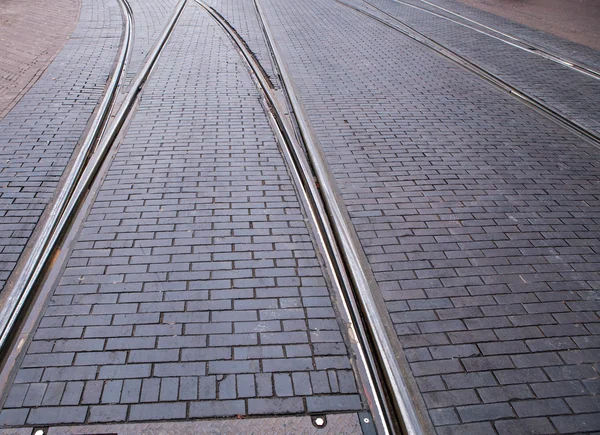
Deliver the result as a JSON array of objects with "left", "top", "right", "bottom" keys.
[
  {"left": 253, "top": 1, "right": 433, "bottom": 434},
  {"left": 33, "top": 413, "right": 360, "bottom": 434}
]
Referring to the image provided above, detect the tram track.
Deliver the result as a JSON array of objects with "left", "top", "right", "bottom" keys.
[
  {"left": 0, "top": 0, "right": 133, "bottom": 354},
  {"left": 337, "top": 0, "right": 600, "bottom": 149},
  {"left": 0, "top": 0, "right": 187, "bottom": 359},
  {"left": 0, "top": 0, "right": 595, "bottom": 433},
  {"left": 387, "top": 0, "right": 600, "bottom": 81},
  {"left": 193, "top": 1, "right": 429, "bottom": 434},
  {"left": 0, "top": 0, "right": 426, "bottom": 432}
]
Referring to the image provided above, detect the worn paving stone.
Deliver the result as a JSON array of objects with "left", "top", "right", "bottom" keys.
[
  {"left": 348, "top": 0, "right": 600, "bottom": 137},
  {"left": 0, "top": 0, "right": 121, "bottom": 295},
  {"left": 0, "top": 4, "right": 362, "bottom": 427},
  {"left": 259, "top": 0, "right": 600, "bottom": 432}
]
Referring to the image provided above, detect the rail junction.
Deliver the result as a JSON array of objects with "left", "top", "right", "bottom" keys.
[{"left": 0, "top": 0, "right": 598, "bottom": 433}]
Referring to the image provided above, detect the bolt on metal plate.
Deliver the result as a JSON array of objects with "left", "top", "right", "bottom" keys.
[
  {"left": 358, "top": 411, "right": 377, "bottom": 435},
  {"left": 311, "top": 415, "right": 328, "bottom": 428}
]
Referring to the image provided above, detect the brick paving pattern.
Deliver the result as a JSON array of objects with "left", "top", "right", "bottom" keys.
[
  {"left": 0, "top": 5, "right": 362, "bottom": 427},
  {"left": 259, "top": 0, "right": 600, "bottom": 432},
  {"left": 1, "top": 0, "right": 599, "bottom": 432},
  {"left": 0, "top": 0, "right": 121, "bottom": 295},
  {"left": 207, "top": 0, "right": 280, "bottom": 88},
  {"left": 403, "top": 0, "right": 600, "bottom": 71},
  {"left": 0, "top": 0, "right": 79, "bottom": 119},
  {"left": 352, "top": 0, "right": 600, "bottom": 137},
  {"left": 122, "top": 0, "right": 180, "bottom": 89}
]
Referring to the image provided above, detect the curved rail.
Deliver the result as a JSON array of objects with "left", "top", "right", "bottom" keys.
[
  {"left": 388, "top": 0, "right": 600, "bottom": 81},
  {"left": 338, "top": 0, "right": 600, "bottom": 149},
  {"left": 191, "top": 1, "right": 400, "bottom": 433},
  {"left": 0, "top": 0, "right": 134, "bottom": 352},
  {"left": 227, "top": 0, "right": 427, "bottom": 433},
  {"left": 0, "top": 0, "right": 187, "bottom": 353}
]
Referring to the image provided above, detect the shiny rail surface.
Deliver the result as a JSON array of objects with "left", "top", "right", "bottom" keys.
[
  {"left": 0, "top": 0, "right": 134, "bottom": 353},
  {"left": 192, "top": 1, "right": 406, "bottom": 433},
  {"left": 388, "top": 0, "right": 600, "bottom": 81},
  {"left": 338, "top": 0, "right": 600, "bottom": 149},
  {"left": 251, "top": 0, "right": 428, "bottom": 433},
  {"left": 0, "top": 0, "right": 187, "bottom": 355}
]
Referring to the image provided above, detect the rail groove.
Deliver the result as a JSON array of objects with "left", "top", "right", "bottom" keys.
[
  {"left": 389, "top": 0, "right": 600, "bottom": 80},
  {"left": 0, "top": 0, "right": 187, "bottom": 355},
  {"left": 246, "top": 0, "right": 428, "bottom": 433},
  {"left": 192, "top": 0, "right": 395, "bottom": 431},
  {"left": 338, "top": 0, "right": 600, "bottom": 148}
]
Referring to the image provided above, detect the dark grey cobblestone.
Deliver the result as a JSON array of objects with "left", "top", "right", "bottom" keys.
[
  {"left": 122, "top": 0, "right": 179, "bottom": 89},
  {"left": 398, "top": 0, "right": 600, "bottom": 71},
  {"left": 0, "top": 0, "right": 121, "bottom": 295},
  {"left": 350, "top": 0, "right": 600, "bottom": 136},
  {"left": 0, "top": 4, "right": 362, "bottom": 427},
  {"left": 260, "top": 0, "right": 600, "bottom": 432},
  {"left": 206, "top": 0, "right": 280, "bottom": 89}
]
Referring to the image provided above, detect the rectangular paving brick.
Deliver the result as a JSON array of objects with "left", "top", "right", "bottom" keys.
[
  {"left": 257, "top": 0, "right": 600, "bottom": 431},
  {"left": 0, "top": 3, "right": 362, "bottom": 427}
]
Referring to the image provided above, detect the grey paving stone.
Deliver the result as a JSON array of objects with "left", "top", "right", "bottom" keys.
[
  {"left": 22, "top": 383, "right": 46, "bottom": 407},
  {"left": 26, "top": 406, "right": 87, "bottom": 425},
  {"left": 494, "top": 417, "right": 556, "bottom": 435},
  {"left": 81, "top": 381, "right": 103, "bottom": 405},
  {"left": 121, "top": 379, "right": 142, "bottom": 404},
  {"left": 89, "top": 405, "right": 128, "bottom": 423},
  {"left": 513, "top": 398, "right": 571, "bottom": 418},
  {"left": 0, "top": 0, "right": 121, "bottom": 297},
  {"left": 140, "top": 379, "right": 160, "bottom": 403},
  {"left": 237, "top": 374, "right": 256, "bottom": 398},
  {"left": 247, "top": 397, "right": 304, "bottom": 414},
  {"left": 189, "top": 400, "right": 245, "bottom": 418},
  {"left": 129, "top": 403, "right": 186, "bottom": 421},
  {"left": 255, "top": 0, "right": 600, "bottom": 431},
  {"left": 198, "top": 376, "right": 217, "bottom": 400},
  {"left": 457, "top": 403, "right": 515, "bottom": 423},
  {"left": 306, "top": 395, "right": 363, "bottom": 413},
  {"left": 0, "top": 409, "right": 28, "bottom": 426}
]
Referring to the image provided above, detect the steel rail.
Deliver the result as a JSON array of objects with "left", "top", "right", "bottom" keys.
[
  {"left": 0, "top": 0, "right": 133, "bottom": 352},
  {"left": 0, "top": 0, "right": 187, "bottom": 353},
  {"left": 387, "top": 0, "right": 600, "bottom": 81},
  {"left": 252, "top": 1, "right": 427, "bottom": 434},
  {"left": 191, "top": 1, "right": 403, "bottom": 433},
  {"left": 339, "top": 0, "right": 600, "bottom": 148}
]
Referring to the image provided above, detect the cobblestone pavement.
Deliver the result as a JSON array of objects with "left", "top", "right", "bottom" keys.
[
  {"left": 0, "top": 0, "right": 79, "bottom": 119},
  {"left": 259, "top": 0, "right": 600, "bottom": 433},
  {"left": 122, "top": 0, "right": 180, "bottom": 90},
  {"left": 0, "top": 4, "right": 362, "bottom": 427},
  {"left": 349, "top": 0, "right": 600, "bottom": 138},
  {"left": 0, "top": 0, "right": 599, "bottom": 433},
  {"left": 0, "top": 0, "right": 121, "bottom": 295},
  {"left": 401, "top": 0, "right": 600, "bottom": 70},
  {"left": 455, "top": 0, "right": 600, "bottom": 51}
]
